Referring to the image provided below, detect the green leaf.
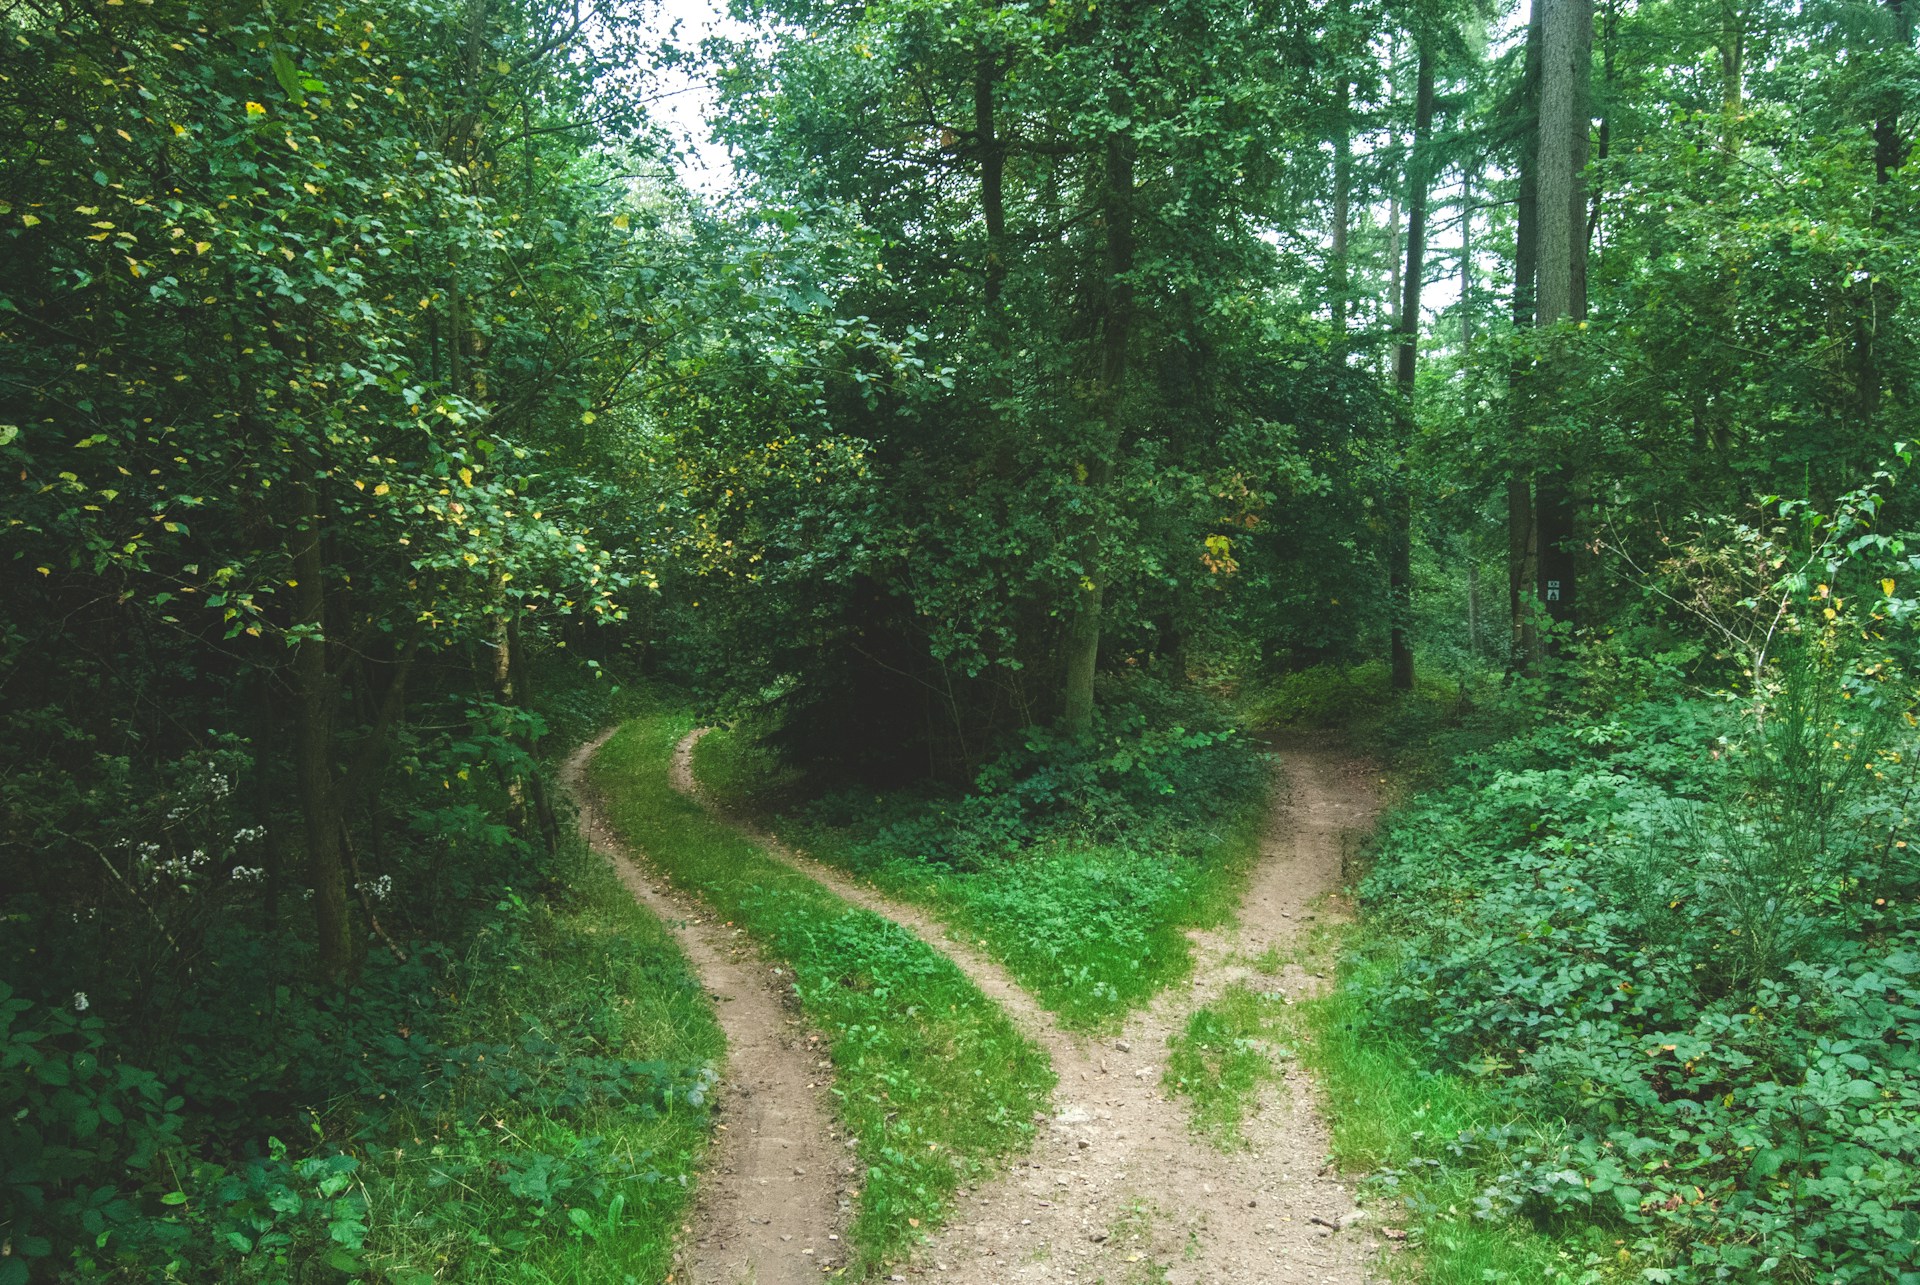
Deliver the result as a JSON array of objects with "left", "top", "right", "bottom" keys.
[{"left": 271, "top": 50, "right": 306, "bottom": 104}]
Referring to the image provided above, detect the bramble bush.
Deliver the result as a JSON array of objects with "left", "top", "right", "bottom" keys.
[{"left": 1350, "top": 673, "right": 1920, "bottom": 1280}]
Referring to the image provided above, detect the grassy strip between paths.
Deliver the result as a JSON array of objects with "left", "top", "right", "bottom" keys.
[
  {"left": 357, "top": 829, "right": 724, "bottom": 1285},
  {"left": 1279, "top": 932, "right": 1607, "bottom": 1285},
  {"left": 590, "top": 711, "right": 1054, "bottom": 1276},
  {"left": 1163, "top": 976, "right": 1293, "bottom": 1151},
  {"left": 693, "top": 726, "right": 1267, "bottom": 1032}
]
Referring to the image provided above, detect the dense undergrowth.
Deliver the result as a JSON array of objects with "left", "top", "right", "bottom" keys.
[
  {"left": 3, "top": 674, "right": 723, "bottom": 1284},
  {"left": 1307, "top": 629, "right": 1920, "bottom": 1283},
  {"left": 588, "top": 709, "right": 1054, "bottom": 1276},
  {"left": 694, "top": 678, "right": 1270, "bottom": 1030}
]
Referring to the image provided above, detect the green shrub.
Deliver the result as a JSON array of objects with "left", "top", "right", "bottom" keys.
[{"left": 1345, "top": 688, "right": 1920, "bottom": 1282}]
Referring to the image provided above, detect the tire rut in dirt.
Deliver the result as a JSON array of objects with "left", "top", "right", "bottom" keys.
[{"left": 562, "top": 731, "right": 847, "bottom": 1285}]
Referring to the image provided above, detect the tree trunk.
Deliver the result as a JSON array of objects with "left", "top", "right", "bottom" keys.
[
  {"left": 976, "top": 57, "right": 1008, "bottom": 310},
  {"left": 1509, "top": 0, "right": 1544, "bottom": 667},
  {"left": 1533, "top": 0, "right": 1592, "bottom": 630},
  {"left": 1331, "top": 69, "right": 1352, "bottom": 341},
  {"left": 1876, "top": 0, "right": 1910, "bottom": 185},
  {"left": 506, "top": 613, "right": 559, "bottom": 853},
  {"left": 1460, "top": 163, "right": 1476, "bottom": 348},
  {"left": 1720, "top": 0, "right": 1744, "bottom": 154},
  {"left": 1466, "top": 558, "right": 1481, "bottom": 660},
  {"left": 290, "top": 476, "right": 353, "bottom": 984},
  {"left": 1062, "top": 123, "right": 1135, "bottom": 739},
  {"left": 1389, "top": 42, "right": 1435, "bottom": 693},
  {"left": 1862, "top": 0, "right": 1910, "bottom": 426}
]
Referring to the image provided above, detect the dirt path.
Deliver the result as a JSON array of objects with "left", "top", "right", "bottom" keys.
[
  {"left": 562, "top": 732, "right": 848, "bottom": 1285},
  {"left": 673, "top": 730, "right": 1385, "bottom": 1284}
]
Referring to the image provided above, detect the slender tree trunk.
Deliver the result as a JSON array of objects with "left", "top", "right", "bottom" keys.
[
  {"left": 1589, "top": 0, "right": 1616, "bottom": 248},
  {"left": 1389, "top": 42, "right": 1435, "bottom": 693},
  {"left": 1460, "top": 164, "right": 1476, "bottom": 348},
  {"left": 290, "top": 476, "right": 352, "bottom": 984},
  {"left": 1466, "top": 558, "right": 1481, "bottom": 660},
  {"left": 1534, "top": 0, "right": 1592, "bottom": 630},
  {"left": 1862, "top": 0, "right": 1910, "bottom": 426},
  {"left": 976, "top": 58, "right": 1007, "bottom": 310},
  {"left": 1386, "top": 185, "right": 1402, "bottom": 336},
  {"left": 1063, "top": 123, "right": 1135, "bottom": 739},
  {"left": 1719, "top": 0, "right": 1744, "bottom": 154},
  {"left": 1509, "top": 0, "right": 1544, "bottom": 667},
  {"left": 505, "top": 613, "right": 559, "bottom": 853},
  {"left": 1876, "top": 0, "right": 1910, "bottom": 185},
  {"left": 1331, "top": 71, "right": 1352, "bottom": 341}
]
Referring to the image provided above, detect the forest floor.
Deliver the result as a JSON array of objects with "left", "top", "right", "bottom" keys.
[{"left": 577, "top": 726, "right": 1393, "bottom": 1284}]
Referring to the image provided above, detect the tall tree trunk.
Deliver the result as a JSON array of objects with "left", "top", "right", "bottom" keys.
[
  {"left": 290, "top": 476, "right": 353, "bottom": 984},
  {"left": 1876, "top": 0, "right": 1911, "bottom": 185},
  {"left": 1063, "top": 123, "right": 1135, "bottom": 739},
  {"left": 1460, "top": 163, "right": 1476, "bottom": 348},
  {"left": 1719, "top": 0, "right": 1744, "bottom": 154},
  {"left": 1389, "top": 42, "right": 1435, "bottom": 693},
  {"left": 1589, "top": 0, "right": 1616, "bottom": 248},
  {"left": 1862, "top": 0, "right": 1910, "bottom": 428},
  {"left": 1534, "top": 0, "right": 1592, "bottom": 631},
  {"left": 505, "top": 613, "right": 559, "bottom": 853},
  {"left": 1331, "top": 69, "right": 1352, "bottom": 341},
  {"left": 1509, "top": 0, "right": 1545, "bottom": 667},
  {"left": 976, "top": 57, "right": 1008, "bottom": 310}
]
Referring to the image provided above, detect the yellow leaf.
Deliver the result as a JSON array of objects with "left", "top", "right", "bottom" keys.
[
  {"left": 20, "top": 214, "right": 40, "bottom": 227},
  {"left": 462, "top": 551, "right": 478, "bottom": 566},
  {"left": 373, "top": 482, "right": 390, "bottom": 496},
  {"left": 245, "top": 101, "right": 266, "bottom": 117},
  {"left": 458, "top": 466, "right": 473, "bottom": 486},
  {"left": 611, "top": 212, "right": 630, "bottom": 230},
  {"left": 171, "top": 122, "right": 187, "bottom": 135},
  {"left": 1884, "top": 579, "right": 1897, "bottom": 596},
  {"left": 194, "top": 241, "right": 210, "bottom": 254}
]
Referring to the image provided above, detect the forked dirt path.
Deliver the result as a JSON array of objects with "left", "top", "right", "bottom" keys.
[
  {"left": 674, "top": 730, "right": 1385, "bottom": 1284},
  {"left": 562, "top": 732, "right": 848, "bottom": 1285}
]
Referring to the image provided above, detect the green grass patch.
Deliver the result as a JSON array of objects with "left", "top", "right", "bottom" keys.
[
  {"left": 693, "top": 724, "right": 1265, "bottom": 1032},
  {"left": 1163, "top": 982, "right": 1292, "bottom": 1150},
  {"left": 352, "top": 836, "right": 725, "bottom": 1283},
  {"left": 590, "top": 710, "right": 1054, "bottom": 1276}
]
